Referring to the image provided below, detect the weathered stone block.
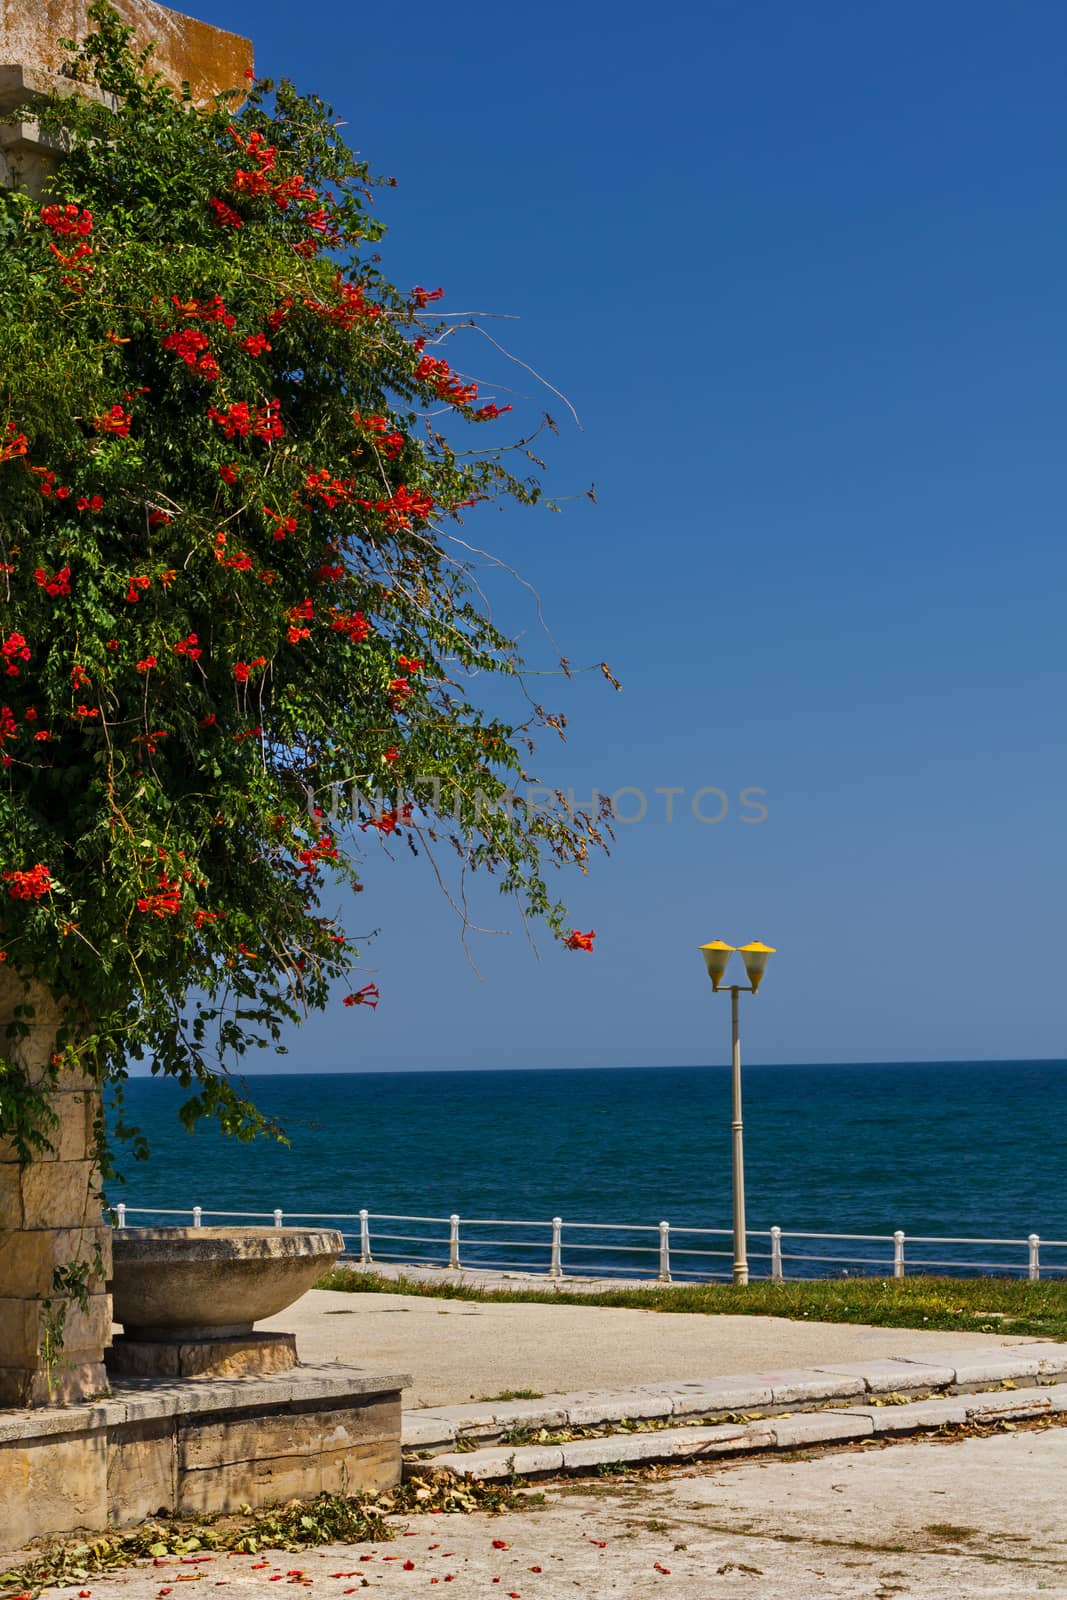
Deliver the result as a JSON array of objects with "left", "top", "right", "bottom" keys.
[
  {"left": 178, "top": 1394, "right": 401, "bottom": 1472},
  {"left": 107, "top": 1330, "right": 298, "bottom": 1379},
  {"left": 19, "top": 1159, "right": 100, "bottom": 1230},
  {"left": 0, "top": 1427, "right": 108, "bottom": 1546},
  {"left": 106, "top": 1417, "right": 177, "bottom": 1523},
  {"left": 770, "top": 1412, "right": 874, "bottom": 1448},
  {"left": 0, "top": 1224, "right": 111, "bottom": 1298}
]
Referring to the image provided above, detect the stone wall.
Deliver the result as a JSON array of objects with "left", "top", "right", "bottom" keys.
[{"left": 0, "top": 1368, "right": 408, "bottom": 1548}]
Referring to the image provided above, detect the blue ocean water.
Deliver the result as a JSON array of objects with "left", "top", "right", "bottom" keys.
[{"left": 112, "top": 1062, "right": 1067, "bottom": 1279}]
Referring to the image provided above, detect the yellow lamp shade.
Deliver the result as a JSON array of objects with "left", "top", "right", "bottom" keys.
[
  {"left": 699, "top": 941, "right": 735, "bottom": 991},
  {"left": 738, "top": 941, "right": 775, "bottom": 994}
]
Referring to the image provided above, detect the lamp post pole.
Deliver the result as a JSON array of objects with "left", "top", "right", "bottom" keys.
[
  {"left": 699, "top": 941, "right": 775, "bottom": 1290},
  {"left": 730, "top": 984, "right": 749, "bottom": 1286}
]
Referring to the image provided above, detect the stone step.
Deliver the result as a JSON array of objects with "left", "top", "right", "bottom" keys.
[
  {"left": 416, "top": 1381, "right": 1067, "bottom": 1482},
  {"left": 402, "top": 1342, "right": 1067, "bottom": 1456}
]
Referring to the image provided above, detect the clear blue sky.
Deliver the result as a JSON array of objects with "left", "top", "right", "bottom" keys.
[{"left": 198, "top": 0, "right": 1065, "bottom": 1071}]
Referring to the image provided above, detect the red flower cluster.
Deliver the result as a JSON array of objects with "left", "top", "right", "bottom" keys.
[
  {"left": 4, "top": 863, "right": 54, "bottom": 900},
  {"left": 396, "top": 653, "right": 424, "bottom": 673},
  {"left": 135, "top": 655, "right": 157, "bottom": 673},
  {"left": 343, "top": 983, "right": 379, "bottom": 1009},
  {"left": 39, "top": 204, "right": 92, "bottom": 236},
  {"left": 172, "top": 633, "right": 202, "bottom": 662},
  {"left": 137, "top": 875, "right": 182, "bottom": 916},
  {"left": 330, "top": 610, "right": 369, "bottom": 643},
  {"left": 174, "top": 294, "right": 236, "bottom": 331},
  {"left": 77, "top": 494, "right": 105, "bottom": 513},
  {"left": 207, "top": 398, "right": 284, "bottom": 441},
  {"left": 233, "top": 656, "right": 266, "bottom": 683},
  {"left": 297, "top": 834, "right": 339, "bottom": 872},
  {"left": 411, "top": 285, "right": 445, "bottom": 308},
  {"left": 564, "top": 929, "right": 596, "bottom": 952},
  {"left": 125, "top": 574, "right": 151, "bottom": 603},
  {"left": 306, "top": 277, "right": 382, "bottom": 328},
  {"left": 286, "top": 597, "right": 314, "bottom": 643},
  {"left": 229, "top": 126, "right": 277, "bottom": 169},
  {"left": 95, "top": 404, "right": 132, "bottom": 436},
  {"left": 2, "top": 632, "right": 30, "bottom": 677},
  {"left": 263, "top": 505, "right": 299, "bottom": 539},
  {"left": 414, "top": 354, "right": 478, "bottom": 406},
  {"left": 208, "top": 196, "right": 243, "bottom": 229},
  {"left": 34, "top": 566, "right": 71, "bottom": 597},
  {"left": 272, "top": 174, "right": 318, "bottom": 210},
  {"left": 218, "top": 462, "right": 240, "bottom": 485},
  {"left": 358, "top": 484, "right": 434, "bottom": 532},
  {"left": 0, "top": 706, "right": 17, "bottom": 740},
  {"left": 304, "top": 469, "right": 353, "bottom": 508},
  {"left": 266, "top": 297, "right": 294, "bottom": 330},
  {"left": 0, "top": 423, "right": 28, "bottom": 464},
  {"left": 317, "top": 563, "right": 345, "bottom": 583},
  {"left": 241, "top": 333, "right": 271, "bottom": 357},
  {"left": 33, "top": 469, "right": 70, "bottom": 498},
  {"left": 353, "top": 411, "right": 404, "bottom": 460},
  {"left": 162, "top": 328, "right": 220, "bottom": 380},
  {"left": 362, "top": 803, "right": 413, "bottom": 834},
  {"left": 474, "top": 403, "right": 513, "bottom": 421}
]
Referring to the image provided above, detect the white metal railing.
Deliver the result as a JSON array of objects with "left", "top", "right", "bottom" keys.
[{"left": 111, "top": 1203, "right": 1067, "bottom": 1283}]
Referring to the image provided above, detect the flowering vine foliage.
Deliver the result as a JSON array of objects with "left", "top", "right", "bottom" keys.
[{"left": 0, "top": 6, "right": 609, "bottom": 1169}]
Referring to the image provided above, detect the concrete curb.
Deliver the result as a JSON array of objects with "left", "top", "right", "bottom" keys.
[
  {"left": 402, "top": 1341, "right": 1067, "bottom": 1455},
  {"left": 418, "top": 1382, "right": 1067, "bottom": 1481}
]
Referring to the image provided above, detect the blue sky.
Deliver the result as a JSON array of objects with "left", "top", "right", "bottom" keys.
[{"left": 197, "top": 0, "right": 1065, "bottom": 1071}]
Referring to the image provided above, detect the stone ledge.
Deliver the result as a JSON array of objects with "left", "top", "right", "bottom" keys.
[
  {"left": 0, "top": 1363, "right": 412, "bottom": 1442},
  {"left": 0, "top": 1363, "right": 407, "bottom": 1547}
]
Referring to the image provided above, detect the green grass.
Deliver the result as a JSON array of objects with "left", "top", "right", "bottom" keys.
[{"left": 315, "top": 1268, "right": 1067, "bottom": 1341}]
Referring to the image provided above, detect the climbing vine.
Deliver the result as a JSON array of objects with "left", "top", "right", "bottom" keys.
[{"left": 0, "top": 5, "right": 610, "bottom": 1177}]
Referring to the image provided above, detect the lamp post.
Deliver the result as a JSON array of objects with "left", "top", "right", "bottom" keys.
[{"left": 699, "top": 940, "right": 776, "bottom": 1286}]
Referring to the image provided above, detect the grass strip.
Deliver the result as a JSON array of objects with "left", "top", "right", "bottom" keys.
[{"left": 316, "top": 1269, "right": 1067, "bottom": 1342}]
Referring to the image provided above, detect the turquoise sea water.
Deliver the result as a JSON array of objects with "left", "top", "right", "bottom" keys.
[{"left": 113, "top": 1062, "right": 1067, "bottom": 1279}]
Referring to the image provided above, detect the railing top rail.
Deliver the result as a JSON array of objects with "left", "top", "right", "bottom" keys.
[
  {"left": 459, "top": 1218, "right": 556, "bottom": 1229},
  {"left": 907, "top": 1235, "right": 1067, "bottom": 1247},
  {"left": 366, "top": 1213, "right": 454, "bottom": 1224}
]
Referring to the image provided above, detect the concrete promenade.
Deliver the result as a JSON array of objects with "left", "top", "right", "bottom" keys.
[
  {"left": 260, "top": 1287, "right": 1054, "bottom": 1409},
  {"left": 42, "top": 1425, "right": 1067, "bottom": 1598}
]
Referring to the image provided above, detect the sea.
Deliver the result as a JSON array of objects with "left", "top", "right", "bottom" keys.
[{"left": 111, "top": 1061, "right": 1067, "bottom": 1281}]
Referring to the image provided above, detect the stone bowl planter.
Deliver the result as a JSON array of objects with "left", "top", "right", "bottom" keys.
[{"left": 110, "top": 1226, "right": 344, "bottom": 1341}]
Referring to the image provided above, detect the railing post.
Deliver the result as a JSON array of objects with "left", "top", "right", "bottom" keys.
[
  {"left": 893, "top": 1230, "right": 905, "bottom": 1279},
  {"left": 192, "top": 1205, "right": 202, "bottom": 1228},
  {"left": 770, "top": 1225, "right": 783, "bottom": 1283},
  {"left": 359, "top": 1208, "right": 372, "bottom": 1265},
  {"left": 1028, "top": 1233, "right": 1041, "bottom": 1282},
  {"left": 273, "top": 1208, "right": 284, "bottom": 1228},
  {"left": 115, "top": 1202, "right": 126, "bottom": 1229},
  {"left": 658, "top": 1221, "right": 671, "bottom": 1284},
  {"left": 448, "top": 1213, "right": 461, "bottom": 1270},
  {"left": 550, "top": 1216, "right": 563, "bottom": 1279}
]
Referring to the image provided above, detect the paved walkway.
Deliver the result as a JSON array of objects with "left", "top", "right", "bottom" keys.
[
  {"left": 260, "top": 1288, "right": 1048, "bottom": 1409},
  {"left": 50, "top": 1424, "right": 1067, "bottom": 1598}
]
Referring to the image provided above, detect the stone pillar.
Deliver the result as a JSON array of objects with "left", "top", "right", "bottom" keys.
[
  {"left": 0, "top": 1, "right": 253, "bottom": 195},
  {"left": 0, "top": 973, "right": 111, "bottom": 1406}
]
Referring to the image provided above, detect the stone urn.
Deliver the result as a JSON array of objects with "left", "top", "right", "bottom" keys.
[{"left": 108, "top": 1225, "right": 344, "bottom": 1378}]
